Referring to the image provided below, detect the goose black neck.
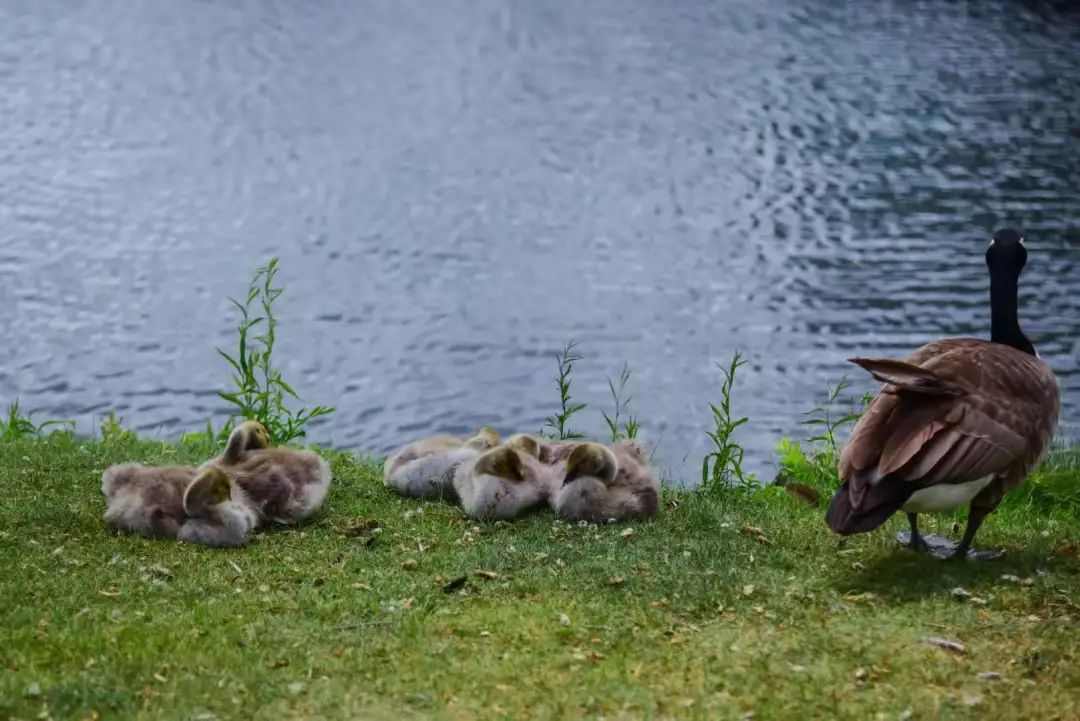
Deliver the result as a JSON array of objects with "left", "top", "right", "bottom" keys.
[{"left": 989, "top": 264, "right": 1035, "bottom": 355}]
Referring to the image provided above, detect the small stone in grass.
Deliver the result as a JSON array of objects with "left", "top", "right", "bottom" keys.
[
  {"left": 853, "top": 668, "right": 868, "bottom": 681},
  {"left": 951, "top": 587, "right": 972, "bottom": 601},
  {"left": 402, "top": 559, "right": 419, "bottom": 571},
  {"left": 620, "top": 527, "right": 635, "bottom": 538},
  {"left": 963, "top": 694, "right": 983, "bottom": 708},
  {"left": 922, "top": 636, "right": 966, "bottom": 654},
  {"left": 559, "top": 614, "right": 571, "bottom": 627},
  {"left": 843, "top": 592, "right": 879, "bottom": 604},
  {"left": 977, "top": 671, "right": 1002, "bottom": 681},
  {"left": 742, "top": 584, "right": 755, "bottom": 596},
  {"left": 25, "top": 682, "right": 41, "bottom": 698},
  {"left": 148, "top": 564, "right": 174, "bottom": 579},
  {"left": 608, "top": 576, "right": 625, "bottom": 586}
]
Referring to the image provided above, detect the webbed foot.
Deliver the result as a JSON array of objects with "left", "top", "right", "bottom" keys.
[
  {"left": 897, "top": 530, "right": 1005, "bottom": 561},
  {"left": 949, "top": 547, "right": 1005, "bottom": 562},
  {"left": 897, "top": 529, "right": 929, "bottom": 553},
  {"left": 897, "top": 531, "right": 959, "bottom": 559}
]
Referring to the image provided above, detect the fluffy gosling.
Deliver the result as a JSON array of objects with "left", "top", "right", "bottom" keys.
[
  {"left": 550, "top": 442, "right": 660, "bottom": 522},
  {"left": 383, "top": 427, "right": 500, "bottom": 499}
]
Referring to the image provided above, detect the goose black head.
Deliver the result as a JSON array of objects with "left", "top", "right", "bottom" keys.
[{"left": 986, "top": 228, "right": 1027, "bottom": 277}]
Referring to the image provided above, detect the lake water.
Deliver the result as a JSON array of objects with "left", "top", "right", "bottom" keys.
[{"left": 2, "top": 0, "right": 1078, "bottom": 481}]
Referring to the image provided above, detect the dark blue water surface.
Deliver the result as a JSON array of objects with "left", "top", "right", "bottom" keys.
[{"left": 2, "top": 1, "right": 1078, "bottom": 479}]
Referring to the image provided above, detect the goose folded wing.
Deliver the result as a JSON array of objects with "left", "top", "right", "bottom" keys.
[
  {"left": 887, "top": 401, "right": 1028, "bottom": 485},
  {"left": 841, "top": 393, "right": 1028, "bottom": 513}
]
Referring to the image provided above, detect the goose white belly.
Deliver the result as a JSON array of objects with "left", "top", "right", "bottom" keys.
[{"left": 902, "top": 475, "right": 995, "bottom": 513}]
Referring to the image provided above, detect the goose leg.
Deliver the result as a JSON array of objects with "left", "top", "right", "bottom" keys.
[
  {"left": 897, "top": 513, "right": 962, "bottom": 558},
  {"left": 948, "top": 507, "right": 1004, "bottom": 561},
  {"left": 897, "top": 513, "right": 930, "bottom": 552}
]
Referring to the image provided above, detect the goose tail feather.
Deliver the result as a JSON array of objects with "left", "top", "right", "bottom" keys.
[
  {"left": 847, "top": 358, "right": 963, "bottom": 396},
  {"left": 825, "top": 480, "right": 911, "bottom": 535}
]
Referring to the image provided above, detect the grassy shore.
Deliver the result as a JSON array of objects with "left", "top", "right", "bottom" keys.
[{"left": 1, "top": 434, "right": 1078, "bottom": 720}]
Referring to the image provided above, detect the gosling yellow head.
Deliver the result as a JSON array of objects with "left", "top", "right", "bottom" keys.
[
  {"left": 564, "top": 443, "right": 618, "bottom": 486},
  {"left": 221, "top": 420, "right": 272, "bottom": 464},
  {"left": 473, "top": 446, "right": 525, "bottom": 483},
  {"left": 183, "top": 466, "right": 233, "bottom": 516},
  {"left": 467, "top": 427, "right": 501, "bottom": 450},
  {"left": 237, "top": 420, "right": 272, "bottom": 449},
  {"left": 505, "top": 434, "right": 542, "bottom": 459}
]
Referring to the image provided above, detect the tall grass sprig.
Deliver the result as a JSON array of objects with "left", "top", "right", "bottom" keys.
[
  {"left": 602, "top": 362, "right": 641, "bottom": 442},
  {"left": 543, "top": 340, "right": 587, "bottom": 440},
  {"left": 801, "top": 378, "right": 865, "bottom": 456},
  {"left": 215, "top": 257, "right": 334, "bottom": 445},
  {"left": 701, "top": 351, "right": 753, "bottom": 493},
  {"left": 778, "top": 379, "right": 873, "bottom": 492}
]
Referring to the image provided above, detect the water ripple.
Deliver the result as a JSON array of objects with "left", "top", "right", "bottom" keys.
[{"left": 1, "top": 0, "right": 1078, "bottom": 478}]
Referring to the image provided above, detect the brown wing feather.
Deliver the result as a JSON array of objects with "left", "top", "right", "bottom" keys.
[
  {"left": 840, "top": 394, "right": 899, "bottom": 473},
  {"left": 877, "top": 398, "right": 957, "bottom": 476}
]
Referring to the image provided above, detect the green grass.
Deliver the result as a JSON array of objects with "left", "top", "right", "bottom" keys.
[{"left": 1, "top": 436, "right": 1078, "bottom": 721}]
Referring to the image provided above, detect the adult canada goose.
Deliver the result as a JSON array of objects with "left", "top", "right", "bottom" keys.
[
  {"left": 383, "top": 428, "right": 500, "bottom": 499},
  {"left": 825, "top": 229, "right": 1060, "bottom": 559},
  {"left": 202, "top": 422, "right": 332, "bottom": 525},
  {"left": 550, "top": 442, "right": 661, "bottom": 522},
  {"left": 453, "top": 443, "right": 552, "bottom": 520}
]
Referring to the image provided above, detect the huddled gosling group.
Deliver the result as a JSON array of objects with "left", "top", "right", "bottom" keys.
[
  {"left": 102, "top": 420, "right": 331, "bottom": 547},
  {"left": 383, "top": 429, "right": 661, "bottom": 522},
  {"left": 103, "top": 423, "right": 659, "bottom": 547}
]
